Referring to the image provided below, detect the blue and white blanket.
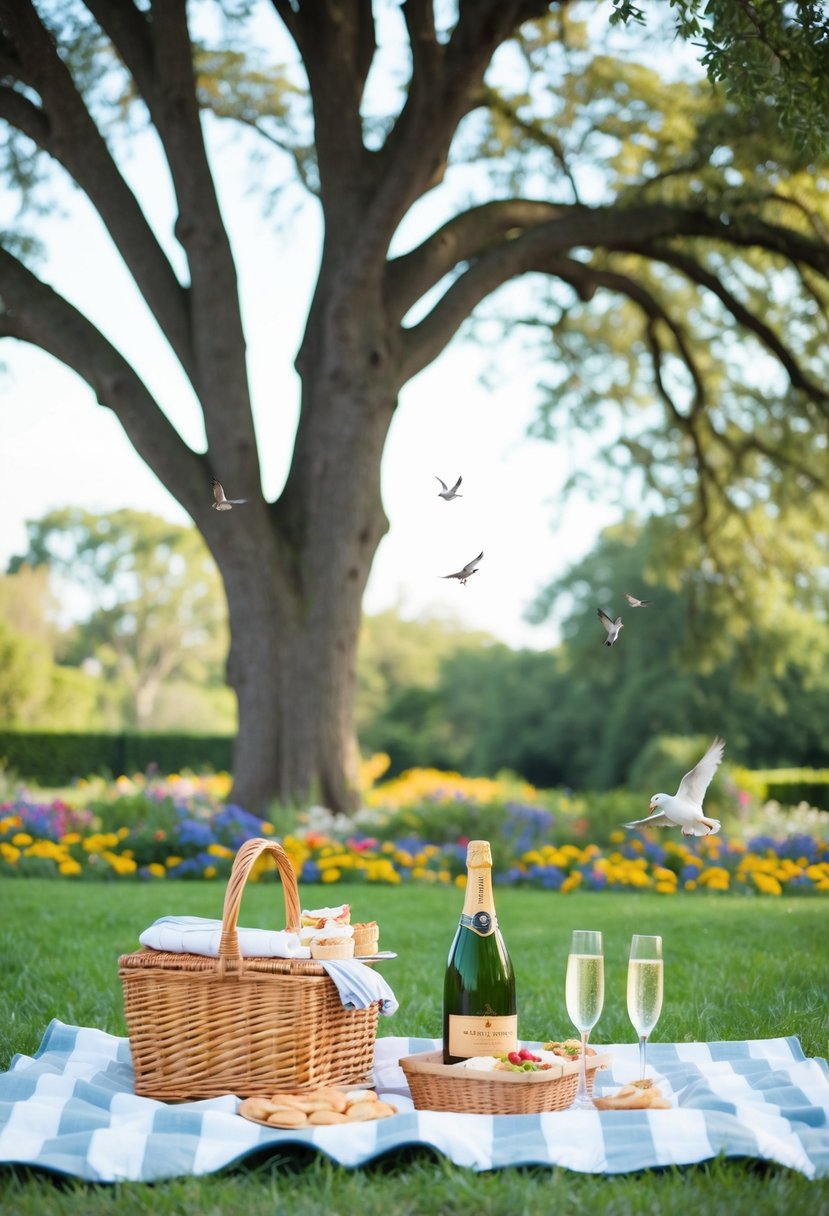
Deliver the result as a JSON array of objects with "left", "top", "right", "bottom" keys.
[{"left": 0, "top": 1023, "right": 826, "bottom": 1182}]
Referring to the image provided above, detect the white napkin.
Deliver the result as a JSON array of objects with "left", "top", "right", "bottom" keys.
[
  {"left": 138, "top": 915, "right": 310, "bottom": 958},
  {"left": 319, "top": 959, "right": 399, "bottom": 1017}
]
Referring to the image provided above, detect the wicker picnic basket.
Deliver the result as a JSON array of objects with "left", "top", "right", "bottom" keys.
[
  {"left": 400, "top": 1050, "right": 608, "bottom": 1115},
  {"left": 119, "top": 837, "right": 380, "bottom": 1101}
]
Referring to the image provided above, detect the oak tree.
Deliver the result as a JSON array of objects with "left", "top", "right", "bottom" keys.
[{"left": 1, "top": 0, "right": 827, "bottom": 810}]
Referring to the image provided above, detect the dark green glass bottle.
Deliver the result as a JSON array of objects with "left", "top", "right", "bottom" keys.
[{"left": 443, "top": 839, "right": 517, "bottom": 1064}]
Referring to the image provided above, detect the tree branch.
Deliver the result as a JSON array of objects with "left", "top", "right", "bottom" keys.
[
  {"left": 0, "top": 244, "right": 211, "bottom": 528},
  {"left": 267, "top": 0, "right": 375, "bottom": 215},
  {"left": 399, "top": 199, "right": 829, "bottom": 380},
  {"left": 0, "top": 0, "right": 196, "bottom": 383},
  {"left": 386, "top": 199, "right": 580, "bottom": 322},
  {"left": 645, "top": 242, "right": 829, "bottom": 403},
  {"left": 83, "top": 0, "right": 260, "bottom": 487}
]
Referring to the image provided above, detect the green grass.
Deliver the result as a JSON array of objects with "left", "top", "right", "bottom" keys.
[{"left": 1, "top": 879, "right": 828, "bottom": 1214}]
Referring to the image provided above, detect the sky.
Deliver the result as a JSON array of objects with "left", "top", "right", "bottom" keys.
[{"left": 0, "top": 2, "right": 658, "bottom": 651}]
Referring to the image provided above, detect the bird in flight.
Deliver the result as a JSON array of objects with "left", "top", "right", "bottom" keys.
[
  {"left": 442, "top": 551, "right": 483, "bottom": 585},
  {"left": 624, "top": 737, "right": 725, "bottom": 837},
  {"left": 436, "top": 475, "right": 463, "bottom": 501},
  {"left": 624, "top": 593, "right": 653, "bottom": 608},
  {"left": 597, "top": 608, "right": 624, "bottom": 646},
  {"left": 212, "top": 479, "right": 247, "bottom": 511}
]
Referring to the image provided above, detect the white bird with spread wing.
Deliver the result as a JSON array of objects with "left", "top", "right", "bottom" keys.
[
  {"left": 624, "top": 737, "right": 725, "bottom": 837},
  {"left": 441, "top": 551, "right": 483, "bottom": 585},
  {"left": 436, "top": 475, "right": 463, "bottom": 501},
  {"left": 597, "top": 608, "right": 624, "bottom": 646},
  {"left": 212, "top": 478, "right": 247, "bottom": 511}
]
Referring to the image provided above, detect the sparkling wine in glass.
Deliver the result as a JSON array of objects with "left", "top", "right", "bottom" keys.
[
  {"left": 565, "top": 929, "right": 604, "bottom": 1108},
  {"left": 627, "top": 934, "right": 664, "bottom": 1084}
]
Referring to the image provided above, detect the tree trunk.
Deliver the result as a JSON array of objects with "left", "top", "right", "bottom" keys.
[{"left": 221, "top": 306, "right": 397, "bottom": 814}]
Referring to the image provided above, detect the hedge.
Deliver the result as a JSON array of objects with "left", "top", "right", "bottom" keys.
[{"left": 0, "top": 731, "right": 234, "bottom": 786}]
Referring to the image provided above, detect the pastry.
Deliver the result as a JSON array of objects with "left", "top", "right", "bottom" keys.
[
  {"left": 352, "top": 921, "right": 379, "bottom": 955},
  {"left": 237, "top": 1087, "right": 397, "bottom": 1128},
  {"left": 301, "top": 904, "right": 350, "bottom": 929},
  {"left": 310, "top": 936, "right": 355, "bottom": 960},
  {"left": 593, "top": 1083, "right": 671, "bottom": 1110}
]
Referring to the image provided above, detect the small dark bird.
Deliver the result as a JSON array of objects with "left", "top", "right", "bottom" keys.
[
  {"left": 442, "top": 551, "right": 483, "bottom": 585},
  {"left": 212, "top": 478, "right": 247, "bottom": 511},
  {"left": 436, "top": 475, "right": 463, "bottom": 501},
  {"left": 597, "top": 608, "right": 624, "bottom": 646},
  {"left": 624, "top": 593, "right": 653, "bottom": 608}
]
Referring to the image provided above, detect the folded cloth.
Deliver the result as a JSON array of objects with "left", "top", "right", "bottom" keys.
[
  {"left": 319, "top": 959, "right": 399, "bottom": 1017},
  {"left": 139, "top": 915, "right": 310, "bottom": 959}
]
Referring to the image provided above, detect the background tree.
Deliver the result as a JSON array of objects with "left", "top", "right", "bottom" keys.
[
  {"left": 0, "top": 566, "right": 105, "bottom": 729},
  {"left": 1, "top": 1, "right": 828, "bottom": 811},
  {"left": 10, "top": 508, "right": 230, "bottom": 730}
]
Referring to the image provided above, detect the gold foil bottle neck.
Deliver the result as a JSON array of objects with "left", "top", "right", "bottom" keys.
[{"left": 466, "top": 840, "right": 492, "bottom": 869}]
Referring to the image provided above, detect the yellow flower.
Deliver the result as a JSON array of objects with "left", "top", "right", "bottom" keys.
[
  {"left": 561, "top": 872, "right": 582, "bottom": 894},
  {"left": 207, "top": 843, "right": 235, "bottom": 859},
  {"left": 11, "top": 832, "right": 32, "bottom": 846},
  {"left": 751, "top": 872, "right": 782, "bottom": 896},
  {"left": 454, "top": 874, "right": 467, "bottom": 889},
  {"left": 321, "top": 868, "right": 341, "bottom": 883},
  {"left": 102, "top": 850, "right": 137, "bottom": 876},
  {"left": 652, "top": 866, "right": 677, "bottom": 884},
  {"left": 0, "top": 843, "right": 21, "bottom": 864},
  {"left": 655, "top": 881, "right": 677, "bottom": 894},
  {"left": 684, "top": 879, "right": 697, "bottom": 891},
  {"left": 609, "top": 830, "right": 625, "bottom": 844},
  {"left": 58, "top": 858, "right": 82, "bottom": 877},
  {"left": 60, "top": 832, "right": 81, "bottom": 845},
  {"left": 146, "top": 863, "right": 166, "bottom": 879},
  {"left": 203, "top": 865, "right": 218, "bottom": 879},
  {"left": 165, "top": 855, "right": 183, "bottom": 868}
]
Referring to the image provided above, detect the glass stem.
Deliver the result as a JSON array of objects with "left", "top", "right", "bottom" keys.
[
  {"left": 638, "top": 1034, "right": 647, "bottom": 1082},
  {"left": 577, "top": 1030, "right": 590, "bottom": 1100}
]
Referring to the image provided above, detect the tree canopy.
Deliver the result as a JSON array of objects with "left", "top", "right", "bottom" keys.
[{"left": 1, "top": 0, "right": 827, "bottom": 811}]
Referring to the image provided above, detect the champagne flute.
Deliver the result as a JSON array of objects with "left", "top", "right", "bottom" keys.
[
  {"left": 565, "top": 929, "right": 604, "bottom": 1108},
  {"left": 627, "top": 935, "right": 664, "bottom": 1084}
]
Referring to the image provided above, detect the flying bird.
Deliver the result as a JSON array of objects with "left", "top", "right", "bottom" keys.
[
  {"left": 436, "top": 475, "right": 463, "bottom": 501},
  {"left": 624, "top": 593, "right": 653, "bottom": 608},
  {"left": 597, "top": 608, "right": 624, "bottom": 646},
  {"left": 442, "top": 551, "right": 483, "bottom": 585},
  {"left": 624, "top": 737, "right": 725, "bottom": 837},
  {"left": 212, "top": 479, "right": 247, "bottom": 511}
]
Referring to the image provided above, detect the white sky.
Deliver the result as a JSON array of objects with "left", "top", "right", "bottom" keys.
[{"left": 0, "top": 1, "right": 684, "bottom": 650}]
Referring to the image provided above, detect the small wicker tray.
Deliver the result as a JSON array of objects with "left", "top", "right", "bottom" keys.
[{"left": 400, "top": 1050, "right": 609, "bottom": 1115}]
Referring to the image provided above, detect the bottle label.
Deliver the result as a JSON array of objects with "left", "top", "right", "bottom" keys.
[
  {"left": 448, "top": 1012, "right": 518, "bottom": 1058},
  {"left": 459, "top": 911, "right": 496, "bottom": 936}
]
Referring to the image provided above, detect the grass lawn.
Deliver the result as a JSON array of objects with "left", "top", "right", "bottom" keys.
[{"left": 1, "top": 878, "right": 827, "bottom": 1214}]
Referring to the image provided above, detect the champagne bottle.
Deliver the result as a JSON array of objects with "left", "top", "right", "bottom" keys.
[{"left": 443, "top": 839, "right": 517, "bottom": 1064}]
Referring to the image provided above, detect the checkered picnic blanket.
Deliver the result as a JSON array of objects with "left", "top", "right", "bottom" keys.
[{"left": 1, "top": 1022, "right": 827, "bottom": 1182}]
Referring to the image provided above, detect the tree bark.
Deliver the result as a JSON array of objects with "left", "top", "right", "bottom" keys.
[{"left": 221, "top": 304, "right": 396, "bottom": 813}]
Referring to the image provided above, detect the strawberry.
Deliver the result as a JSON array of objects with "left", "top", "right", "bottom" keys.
[
  {"left": 507, "top": 1051, "right": 523, "bottom": 1066},
  {"left": 518, "top": 1047, "right": 541, "bottom": 1062}
]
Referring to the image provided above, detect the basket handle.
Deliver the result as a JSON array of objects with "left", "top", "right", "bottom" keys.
[{"left": 217, "top": 837, "right": 301, "bottom": 968}]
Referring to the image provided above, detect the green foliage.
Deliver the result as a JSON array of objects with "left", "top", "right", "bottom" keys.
[
  {"left": 9, "top": 508, "right": 230, "bottom": 731},
  {"left": 733, "top": 766, "right": 829, "bottom": 811},
  {"left": 611, "top": 0, "right": 829, "bottom": 158},
  {"left": 0, "top": 731, "right": 232, "bottom": 786}
]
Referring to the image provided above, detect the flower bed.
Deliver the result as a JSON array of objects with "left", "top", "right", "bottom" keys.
[{"left": 0, "top": 767, "right": 827, "bottom": 895}]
